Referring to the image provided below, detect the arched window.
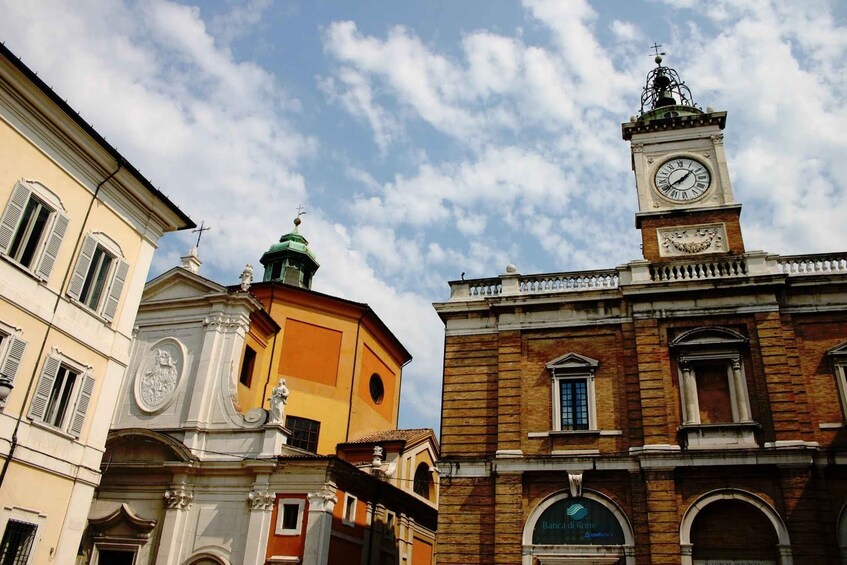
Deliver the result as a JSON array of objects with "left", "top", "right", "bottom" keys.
[{"left": 413, "top": 463, "right": 432, "bottom": 499}]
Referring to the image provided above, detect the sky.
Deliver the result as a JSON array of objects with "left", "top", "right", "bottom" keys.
[{"left": 1, "top": 0, "right": 846, "bottom": 433}]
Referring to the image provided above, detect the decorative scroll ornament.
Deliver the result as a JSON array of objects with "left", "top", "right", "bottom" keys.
[
  {"left": 711, "top": 134, "right": 724, "bottom": 145},
  {"left": 164, "top": 487, "right": 193, "bottom": 510},
  {"left": 659, "top": 225, "right": 725, "bottom": 257},
  {"left": 307, "top": 486, "right": 338, "bottom": 513},
  {"left": 203, "top": 313, "right": 249, "bottom": 332},
  {"left": 135, "top": 338, "right": 185, "bottom": 413},
  {"left": 248, "top": 490, "right": 275, "bottom": 511}
]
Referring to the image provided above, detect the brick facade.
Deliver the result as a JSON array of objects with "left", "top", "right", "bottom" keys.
[{"left": 434, "top": 68, "right": 847, "bottom": 565}]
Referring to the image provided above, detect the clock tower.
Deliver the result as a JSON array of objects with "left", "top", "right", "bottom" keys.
[{"left": 622, "top": 54, "right": 744, "bottom": 261}]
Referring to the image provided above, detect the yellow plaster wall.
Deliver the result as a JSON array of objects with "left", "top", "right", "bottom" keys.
[
  {"left": 0, "top": 461, "right": 75, "bottom": 564},
  {"left": 236, "top": 329, "right": 273, "bottom": 411},
  {"left": 348, "top": 327, "right": 402, "bottom": 438}
]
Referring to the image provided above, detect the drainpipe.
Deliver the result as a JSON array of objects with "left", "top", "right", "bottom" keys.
[{"left": 0, "top": 162, "right": 122, "bottom": 489}]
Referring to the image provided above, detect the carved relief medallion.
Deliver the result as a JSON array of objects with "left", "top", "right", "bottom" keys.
[
  {"left": 657, "top": 223, "right": 727, "bottom": 257},
  {"left": 135, "top": 338, "right": 186, "bottom": 413}
]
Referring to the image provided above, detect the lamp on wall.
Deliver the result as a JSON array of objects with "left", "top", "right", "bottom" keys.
[{"left": 0, "top": 375, "right": 13, "bottom": 407}]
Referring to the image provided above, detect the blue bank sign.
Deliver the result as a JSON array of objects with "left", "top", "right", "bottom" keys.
[{"left": 532, "top": 497, "right": 625, "bottom": 545}]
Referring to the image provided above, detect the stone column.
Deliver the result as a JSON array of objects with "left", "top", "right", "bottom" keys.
[
  {"left": 731, "top": 357, "right": 751, "bottom": 422},
  {"left": 154, "top": 485, "right": 194, "bottom": 565},
  {"left": 303, "top": 485, "right": 337, "bottom": 565},
  {"left": 680, "top": 360, "right": 698, "bottom": 425},
  {"left": 243, "top": 488, "right": 275, "bottom": 565}
]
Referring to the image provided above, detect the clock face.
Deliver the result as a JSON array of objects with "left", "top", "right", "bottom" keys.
[{"left": 654, "top": 157, "right": 711, "bottom": 201}]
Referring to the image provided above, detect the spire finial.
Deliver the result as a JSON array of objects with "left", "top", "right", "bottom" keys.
[
  {"left": 650, "top": 42, "right": 666, "bottom": 65},
  {"left": 294, "top": 205, "right": 306, "bottom": 228}
]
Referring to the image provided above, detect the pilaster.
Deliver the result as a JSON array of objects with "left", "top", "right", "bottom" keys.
[
  {"left": 154, "top": 483, "right": 194, "bottom": 565},
  {"left": 303, "top": 484, "right": 337, "bottom": 565},
  {"left": 494, "top": 474, "right": 523, "bottom": 564},
  {"left": 497, "top": 331, "right": 522, "bottom": 453},
  {"left": 643, "top": 470, "right": 679, "bottom": 564},
  {"left": 243, "top": 482, "right": 275, "bottom": 565}
]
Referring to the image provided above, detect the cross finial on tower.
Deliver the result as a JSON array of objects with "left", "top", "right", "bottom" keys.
[
  {"left": 294, "top": 205, "right": 306, "bottom": 228},
  {"left": 650, "top": 42, "right": 667, "bottom": 66},
  {"left": 192, "top": 220, "right": 211, "bottom": 248}
]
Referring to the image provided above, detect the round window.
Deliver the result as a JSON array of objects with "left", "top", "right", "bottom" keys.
[{"left": 369, "top": 373, "right": 385, "bottom": 404}]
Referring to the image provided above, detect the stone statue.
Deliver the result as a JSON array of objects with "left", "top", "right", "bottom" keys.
[
  {"left": 240, "top": 264, "right": 254, "bottom": 291},
  {"left": 269, "top": 378, "right": 290, "bottom": 423}
]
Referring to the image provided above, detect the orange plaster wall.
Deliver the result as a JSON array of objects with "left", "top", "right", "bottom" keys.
[
  {"left": 328, "top": 489, "right": 366, "bottom": 563},
  {"left": 237, "top": 331, "right": 272, "bottom": 411},
  {"left": 265, "top": 494, "right": 308, "bottom": 560},
  {"left": 279, "top": 318, "right": 342, "bottom": 386},
  {"left": 412, "top": 536, "right": 434, "bottom": 565},
  {"left": 358, "top": 344, "right": 398, "bottom": 421}
]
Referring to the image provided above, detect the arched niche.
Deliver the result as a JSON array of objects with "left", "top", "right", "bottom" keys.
[
  {"left": 680, "top": 489, "right": 792, "bottom": 565},
  {"left": 522, "top": 490, "right": 635, "bottom": 565}
]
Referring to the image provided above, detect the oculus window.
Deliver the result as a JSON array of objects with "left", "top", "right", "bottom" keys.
[{"left": 0, "top": 180, "right": 68, "bottom": 280}]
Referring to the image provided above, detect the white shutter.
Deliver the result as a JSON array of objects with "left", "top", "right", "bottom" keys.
[
  {"left": 68, "top": 373, "right": 94, "bottom": 437},
  {"left": 0, "top": 182, "right": 30, "bottom": 254},
  {"left": 0, "top": 336, "right": 26, "bottom": 383},
  {"left": 102, "top": 259, "right": 129, "bottom": 322},
  {"left": 35, "top": 212, "right": 68, "bottom": 280},
  {"left": 28, "top": 356, "right": 60, "bottom": 422},
  {"left": 67, "top": 235, "right": 97, "bottom": 300}
]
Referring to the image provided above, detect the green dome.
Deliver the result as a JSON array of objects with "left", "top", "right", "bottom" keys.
[{"left": 260, "top": 217, "right": 320, "bottom": 288}]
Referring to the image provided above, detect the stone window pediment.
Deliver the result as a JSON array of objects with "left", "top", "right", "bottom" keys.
[
  {"left": 547, "top": 353, "right": 599, "bottom": 432},
  {"left": 827, "top": 342, "right": 847, "bottom": 421},
  {"left": 671, "top": 327, "right": 757, "bottom": 449}
]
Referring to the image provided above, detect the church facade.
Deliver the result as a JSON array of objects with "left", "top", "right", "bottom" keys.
[
  {"left": 83, "top": 220, "right": 438, "bottom": 565},
  {"left": 434, "top": 58, "right": 847, "bottom": 564}
]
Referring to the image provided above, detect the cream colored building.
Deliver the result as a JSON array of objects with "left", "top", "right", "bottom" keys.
[{"left": 0, "top": 43, "right": 192, "bottom": 564}]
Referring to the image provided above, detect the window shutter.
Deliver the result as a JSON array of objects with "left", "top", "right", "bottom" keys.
[
  {"left": 28, "top": 356, "right": 60, "bottom": 421},
  {"left": 67, "top": 235, "right": 97, "bottom": 300},
  {"left": 0, "top": 182, "right": 30, "bottom": 254},
  {"left": 102, "top": 259, "right": 129, "bottom": 322},
  {"left": 0, "top": 336, "right": 26, "bottom": 383},
  {"left": 35, "top": 212, "right": 68, "bottom": 280},
  {"left": 69, "top": 373, "right": 95, "bottom": 437}
]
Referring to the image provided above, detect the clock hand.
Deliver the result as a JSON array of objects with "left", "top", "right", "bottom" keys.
[{"left": 670, "top": 170, "right": 693, "bottom": 188}]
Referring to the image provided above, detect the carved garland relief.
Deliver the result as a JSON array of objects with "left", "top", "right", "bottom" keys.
[
  {"left": 657, "top": 223, "right": 727, "bottom": 257},
  {"left": 134, "top": 337, "right": 186, "bottom": 413}
]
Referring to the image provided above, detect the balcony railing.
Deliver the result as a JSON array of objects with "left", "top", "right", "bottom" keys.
[{"left": 446, "top": 251, "right": 847, "bottom": 301}]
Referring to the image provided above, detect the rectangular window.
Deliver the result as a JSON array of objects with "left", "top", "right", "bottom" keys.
[
  {"left": 239, "top": 346, "right": 256, "bottom": 386},
  {"left": 286, "top": 415, "right": 320, "bottom": 452},
  {"left": 0, "top": 181, "right": 68, "bottom": 280},
  {"left": 559, "top": 378, "right": 589, "bottom": 430},
  {"left": 695, "top": 362, "right": 734, "bottom": 424},
  {"left": 342, "top": 493, "right": 357, "bottom": 527},
  {"left": 0, "top": 519, "right": 37, "bottom": 565},
  {"left": 0, "top": 327, "right": 26, "bottom": 396},
  {"left": 384, "top": 511, "right": 396, "bottom": 539},
  {"left": 275, "top": 498, "right": 305, "bottom": 535},
  {"left": 29, "top": 355, "right": 95, "bottom": 437},
  {"left": 67, "top": 235, "right": 128, "bottom": 322},
  {"left": 43, "top": 364, "right": 78, "bottom": 428}
]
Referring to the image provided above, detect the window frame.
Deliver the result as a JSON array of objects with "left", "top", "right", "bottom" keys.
[
  {"left": 285, "top": 415, "right": 320, "bottom": 452},
  {"left": 546, "top": 353, "right": 599, "bottom": 432},
  {"left": 0, "top": 321, "right": 27, "bottom": 407},
  {"left": 67, "top": 233, "right": 128, "bottom": 322},
  {"left": 28, "top": 350, "right": 95, "bottom": 438},
  {"left": 342, "top": 493, "right": 357, "bottom": 527},
  {"left": 275, "top": 498, "right": 305, "bottom": 536},
  {"left": 0, "top": 506, "right": 45, "bottom": 565},
  {"left": 239, "top": 346, "right": 256, "bottom": 387},
  {"left": 671, "top": 327, "right": 752, "bottom": 427},
  {"left": 0, "top": 179, "right": 68, "bottom": 281},
  {"left": 828, "top": 343, "right": 847, "bottom": 421}
]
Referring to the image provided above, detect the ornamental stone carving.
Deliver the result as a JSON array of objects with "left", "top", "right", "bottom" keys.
[
  {"left": 164, "top": 487, "right": 193, "bottom": 510},
  {"left": 307, "top": 486, "right": 338, "bottom": 513},
  {"left": 203, "top": 313, "right": 249, "bottom": 332},
  {"left": 658, "top": 224, "right": 726, "bottom": 257},
  {"left": 135, "top": 338, "right": 185, "bottom": 413},
  {"left": 631, "top": 143, "right": 643, "bottom": 153},
  {"left": 711, "top": 134, "right": 724, "bottom": 145},
  {"left": 248, "top": 490, "right": 275, "bottom": 511}
]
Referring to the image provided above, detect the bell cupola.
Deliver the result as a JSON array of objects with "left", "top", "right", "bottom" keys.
[
  {"left": 260, "top": 214, "right": 319, "bottom": 289},
  {"left": 622, "top": 49, "right": 743, "bottom": 262}
]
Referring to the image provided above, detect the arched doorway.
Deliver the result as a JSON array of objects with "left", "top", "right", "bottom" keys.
[
  {"left": 522, "top": 490, "right": 635, "bottom": 564},
  {"left": 680, "top": 490, "right": 792, "bottom": 565}
]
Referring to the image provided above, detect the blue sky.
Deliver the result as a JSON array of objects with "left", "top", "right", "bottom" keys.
[{"left": 2, "top": 1, "right": 846, "bottom": 433}]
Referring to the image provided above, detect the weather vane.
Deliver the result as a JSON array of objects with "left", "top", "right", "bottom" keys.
[
  {"left": 192, "top": 220, "right": 211, "bottom": 248},
  {"left": 650, "top": 43, "right": 666, "bottom": 58}
]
